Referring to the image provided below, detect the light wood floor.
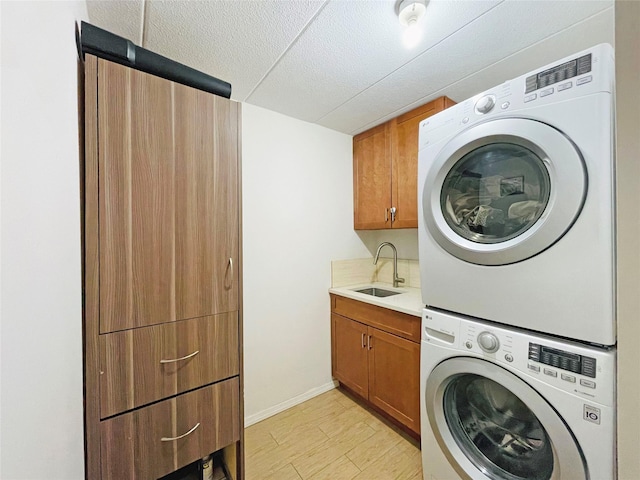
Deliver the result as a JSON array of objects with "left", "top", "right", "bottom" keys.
[{"left": 245, "top": 388, "right": 423, "bottom": 480}]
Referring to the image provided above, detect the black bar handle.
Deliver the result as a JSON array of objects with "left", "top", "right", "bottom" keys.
[{"left": 80, "top": 21, "right": 231, "bottom": 99}]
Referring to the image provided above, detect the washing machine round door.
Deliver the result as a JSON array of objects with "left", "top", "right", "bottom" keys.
[
  {"left": 422, "top": 118, "right": 586, "bottom": 265},
  {"left": 425, "top": 357, "right": 587, "bottom": 480}
]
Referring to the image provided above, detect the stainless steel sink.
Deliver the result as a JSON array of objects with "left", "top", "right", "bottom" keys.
[{"left": 354, "top": 287, "right": 401, "bottom": 298}]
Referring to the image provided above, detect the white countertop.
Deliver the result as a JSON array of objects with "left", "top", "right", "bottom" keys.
[{"left": 329, "top": 282, "right": 424, "bottom": 318}]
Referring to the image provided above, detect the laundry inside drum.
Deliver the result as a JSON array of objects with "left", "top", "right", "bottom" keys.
[{"left": 443, "top": 374, "right": 554, "bottom": 480}]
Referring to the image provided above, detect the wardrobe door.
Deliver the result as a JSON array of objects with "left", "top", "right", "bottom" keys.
[
  {"left": 174, "top": 83, "right": 238, "bottom": 321},
  {"left": 98, "top": 59, "right": 174, "bottom": 333},
  {"left": 98, "top": 60, "right": 238, "bottom": 333}
]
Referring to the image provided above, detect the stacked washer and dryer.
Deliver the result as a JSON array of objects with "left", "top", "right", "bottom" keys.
[{"left": 417, "top": 44, "right": 616, "bottom": 480}]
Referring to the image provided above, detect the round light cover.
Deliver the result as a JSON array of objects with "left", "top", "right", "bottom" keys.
[{"left": 398, "top": 0, "right": 427, "bottom": 27}]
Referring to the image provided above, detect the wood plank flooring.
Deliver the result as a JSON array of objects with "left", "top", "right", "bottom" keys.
[{"left": 245, "top": 388, "right": 423, "bottom": 480}]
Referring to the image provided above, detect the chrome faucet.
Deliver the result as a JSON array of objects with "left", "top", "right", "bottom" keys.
[{"left": 373, "top": 242, "right": 405, "bottom": 288}]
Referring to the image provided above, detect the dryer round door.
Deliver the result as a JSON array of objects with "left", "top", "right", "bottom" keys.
[
  {"left": 422, "top": 118, "right": 586, "bottom": 265},
  {"left": 425, "top": 357, "right": 587, "bottom": 480}
]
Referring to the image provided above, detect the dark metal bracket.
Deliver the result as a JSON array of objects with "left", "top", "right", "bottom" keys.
[{"left": 79, "top": 21, "right": 231, "bottom": 99}]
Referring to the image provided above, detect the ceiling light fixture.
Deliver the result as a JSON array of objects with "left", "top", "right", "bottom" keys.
[{"left": 398, "top": 0, "right": 427, "bottom": 48}]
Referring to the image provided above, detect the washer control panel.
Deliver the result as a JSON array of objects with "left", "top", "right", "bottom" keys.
[
  {"left": 422, "top": 308, "right": 615, "bottom": 407},
  {"left": 528, "top": 343, "right": 596, "bottom": 378}
]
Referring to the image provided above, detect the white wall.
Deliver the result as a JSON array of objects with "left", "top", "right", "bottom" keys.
[
  {"left": 242, "top": 103, "right": 370, "bottom": 422},
  {"left": 1, "top": 1, "right": 87, "bottom": 478},
  {"left": 614, "top": 1, "right": 640, "bottom": 478}
]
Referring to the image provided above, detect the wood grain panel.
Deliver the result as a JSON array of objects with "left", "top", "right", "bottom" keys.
[
  {"left": 82, "top": 54, "right": 101, "bottom": 480},
  {"left": 98, "top": 59, "right": 175, "bottom": 333},
  {"left": 331, "top": 295, "right": 421, "bottom": 343},
  {"left": 353, "top": 123, "right": 392, "bottom": 230},
  {"left": 174, "top": 85, "right": 239, "bottom": 320},
  {"left": 392, "top": 97, "right": 455, "bottom": 228},
  {"left": 101, "top": 378, "right": 240, "bottom": 480},
  {"left": 332, "top": 314, "right": 369, "bottom": 399},
  {"left": 367, "top": 327, "right": 420, "bottom": 434},
  {"left": 100, "top": 313, "right": 239, "bottom": 418}
]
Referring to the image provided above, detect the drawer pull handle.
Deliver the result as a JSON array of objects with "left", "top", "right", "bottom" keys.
[
  {"left": 229, "top": 257, "right": 234, "bottom": 286},
  {"left": 160, "top": 422, "right": 200, "bottom": 442},
  {"left": 160, "top": 350, "right": 200, "bottom": 364}
]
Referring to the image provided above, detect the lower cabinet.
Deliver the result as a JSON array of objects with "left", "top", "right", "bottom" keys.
[{"left": 330, "top": 295, "right": 421, "bottom": 435}]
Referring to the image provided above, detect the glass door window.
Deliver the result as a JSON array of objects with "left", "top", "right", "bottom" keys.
[
  {"left": 441, "top": 143, "right": 551, "bottom": 244},
  {"left": 422, "top": 118, "right": 586, "bottom": 265},
  {"left": 444, "top": 374, "right": 553, "bottom": 480}
]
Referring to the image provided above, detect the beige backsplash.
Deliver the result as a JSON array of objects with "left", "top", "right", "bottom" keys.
[{"left": 331, "top": 258, "right": 421, "bottom": 288}]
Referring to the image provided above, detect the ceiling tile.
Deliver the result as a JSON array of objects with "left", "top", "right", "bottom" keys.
[
  {"left": 143, "top": 0, "right": 325, "bottom": 101},
  {"left": 86, "top": 0, "right": 144, "bottom": 43},
  {"left": 246, "top": 0, "right": 502, "bottom": 123},
  {"left": 316, "top": 0, "right": 612, "bottom": 134}
]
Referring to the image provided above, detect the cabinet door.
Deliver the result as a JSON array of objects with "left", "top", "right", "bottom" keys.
[
  {"left": 174, "top": 83, "right": 239, "bottom": 321},
  {"left": 367, "top": 327, "right": 420, "bottom": 434},
  {"left": 332, "top": 314, "right": 369, "bottom": 398},
  {"left": 98, "top": 59, "right": 238, "bottom": 333},
  {"left": 392, "top": 98, "right": 453, "bottom": 228},
  {"left": 353, "top": 123, "right": 392, "bottom": 230}
]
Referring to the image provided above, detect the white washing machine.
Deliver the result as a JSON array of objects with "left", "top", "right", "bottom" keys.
[
  {"left": 417, "top": 44, "right": 615, "bottom": 345},
  {"left": 420, "top": 308, "right": 616, "bottom": 480}
]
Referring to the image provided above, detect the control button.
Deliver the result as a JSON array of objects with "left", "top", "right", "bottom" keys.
[
  {"left": 462, "top": 117, "right": 470, "bottom": 124},
  {"left": 558, "top": 81, "right": 573, "bottom": 92},
  {"left": 477, "top": 332, "right": 500, "bottom": 353},
  {"left": 465, "top": 341, "right": 473, "bottom": 349},
  {"left": 501, "top": 101, "right": 510, "bottom": 110},
  {"left": 504, "top": 353, "right": 514, "bottom": 362},
  {"left": 540, "top": 88, "right": 554, "bottom": 97},
  {"left": 475, "top": 95, "right": 496, "bottom": 114},
  {"left": 576, "top": 75, "right": 593, "bottom": 86},
  {"left": 528, "top": 364, "right": 540, "bottom": 373},
  {"left": 524, "top": 93, "right": 537, "bottom": 103},
  {"left": 543, "top": 368, "right": 558, "bottom": 378},
  {"left": 580, "top": 379, "right": 596, "bottom": 389},
  {"left": 561, "top": 373, "right": 576, "bottom": 383}
]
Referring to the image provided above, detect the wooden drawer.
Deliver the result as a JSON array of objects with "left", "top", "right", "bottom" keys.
[
  {"left": 331, "top": 294, "right": 420, "bottom": 343},
  {"left": 101, "top": 378, "right": 240, "bottom": 480},
  {"left": 100, "top": 312, "right": 239, "bottom": 418}
]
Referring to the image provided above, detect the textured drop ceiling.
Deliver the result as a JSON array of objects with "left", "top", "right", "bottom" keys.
[{"left": 86, "top": 0, "right": 614, "bottom": 135}]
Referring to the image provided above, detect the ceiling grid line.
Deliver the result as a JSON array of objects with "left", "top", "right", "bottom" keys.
[
  {"left": 86, "top": 0, "right": 615, "bottom": 134},
  {"left": 139, "top": 0, "right": 147, "bottom": 46},
  {"left": 243, "top": 0, "right": 331, "bottom": 102},
  {"left": 314, "top": 0, "right": 507, "bottom": 124},
  {"left": 349, "top": 4, "right": 615, "bottom": 134}
]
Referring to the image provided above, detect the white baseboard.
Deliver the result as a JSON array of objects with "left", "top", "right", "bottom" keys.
[{"left": 244, "top": 380, "right": 338, "bottom": 427}]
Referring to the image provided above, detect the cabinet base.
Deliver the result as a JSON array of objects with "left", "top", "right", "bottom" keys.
[{"left": 336, "top": 383, "right": 421, "bottom": 443}]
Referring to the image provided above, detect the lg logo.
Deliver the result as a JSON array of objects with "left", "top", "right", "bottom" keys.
[{"left": 583, "top": 405, "right": 601, "bottom": 425}]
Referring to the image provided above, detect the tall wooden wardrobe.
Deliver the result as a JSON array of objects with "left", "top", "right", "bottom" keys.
[{"left": 82, "top": 55, "right": 244, "bottom": 479}]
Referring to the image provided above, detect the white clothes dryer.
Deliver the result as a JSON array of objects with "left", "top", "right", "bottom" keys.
[
  {"left": 417, "top": 44, "right": 615, "bottom": 345},
  {"left": 420, "top": 308, "right": 616, "bottom": 480}
]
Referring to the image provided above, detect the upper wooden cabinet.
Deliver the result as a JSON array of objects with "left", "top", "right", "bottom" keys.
[
  {"left": 353, "top": 96, "right": 455, "bottom": 230},
  {"left": 98, "top": 59, "right": 239, "bottom": 333}
]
